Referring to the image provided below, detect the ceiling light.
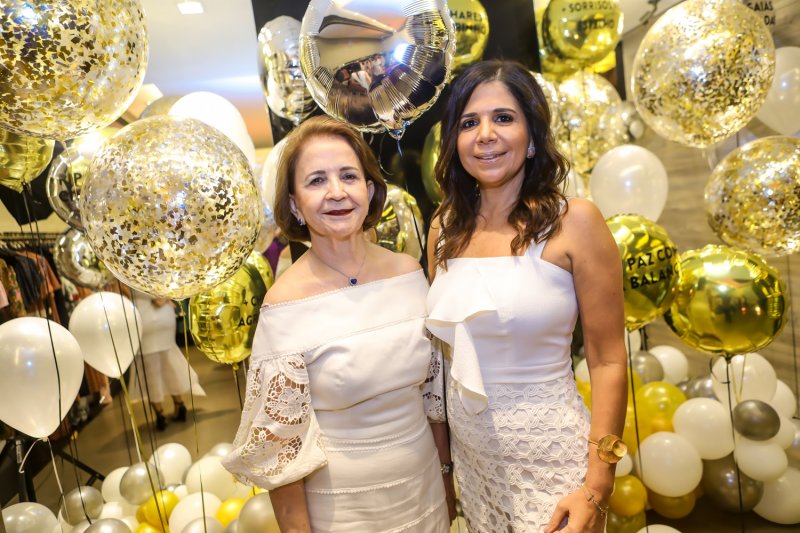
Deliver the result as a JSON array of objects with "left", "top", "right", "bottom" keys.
[{"left": 177, "top": 1, "right": 204, "bottom": 15}]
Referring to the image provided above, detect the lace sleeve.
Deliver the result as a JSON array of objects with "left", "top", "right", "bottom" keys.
[
  {"left": 422, "top": 335, "right": 446, "bottom": 423},
  {"left": 222, "top": 353, "right": 326, "bottom": 489}
]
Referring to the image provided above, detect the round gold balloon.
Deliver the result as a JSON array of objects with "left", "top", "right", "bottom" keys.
[
  {"left": 374, "top": 185, "right": 425, "bottom": 259},
  {"left": 0, "top": 0, "right": 148, "bottom": 140},
  {"left": 607, "top": 214, "right": 679, "bottom": 331},
  {"left": 665, "top": 245, "right": 788, "bottom": 356},
  {"left": 299, "top": 0, "right": 455, "bottom": 139},
  {"left": 631, "top": 0, "right": 775, "bottom": 149},
  {"left": 542, "top": 0, "right": 623, "bottom": 64},
  {"left": 553, "top": 71, "right": 626, "bottom": 173},
  {"left": 421, "top": 122, "right": 442, "bottom": 204},
  {"left": 80, "top": 116, "right": 261, "bottom": 300},
  {"left": 189, "top": 252, "right": 273, "bottom": 365},
  {"left": 705, "top": 136, "right": 800, "bottom": 257},
  {"left": 0, "top": 130, "right": 55, "bottom": 192},
  {"left": 449, "top": 0, "right": 490, "bottom": 73}
]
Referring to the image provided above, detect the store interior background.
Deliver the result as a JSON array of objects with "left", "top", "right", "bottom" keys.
[{"left": 1, "top": 1, "right": 799, "bottom": 532}]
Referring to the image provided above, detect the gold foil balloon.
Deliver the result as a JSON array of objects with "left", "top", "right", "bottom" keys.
[
  {"left": 665, "top": 245, "right": 788, "bottom": 356},
  {"left": 0, "top": 0, "right": 148, "bottom": 140},
  {"left": 421, "top": 122, "right": 442, "bottom": 203},
  {"left": 553, "top": 71, "right": 625, "bottom": 173},
  {"left": 542, "top": 0, "right": 623, "bottom": 64},
  {"left": 300, "top": 0, "right": 455, "bottom": 139},
  {"left": 52, "top": 228, "right": 113, "bottom": 290},
  {"left": 258, "top": 16, "right": 316, "bottom": 125},
  {"left": 449, "top": 0, "right": 489, "bottom": 73},
  {"left": 630, "top": 0, "right": 775, "bottom": 149},
  {"left": 608, "top": 215, "right": 679, "bottom": 330},
  {"left": 0, "top": 130, "right": 55, "bottom": 192},
  {"left": 189, "top": 252, "right": 273, "bottom": 365},
  {"left": 705, "top": 136, "right": 800, "bottom": 257},
  {"left": 80, "top": 116, "right": 261, "bottom": 300},
  {"left": 374, "top": 185, "right": 425, "bottom": 259}
]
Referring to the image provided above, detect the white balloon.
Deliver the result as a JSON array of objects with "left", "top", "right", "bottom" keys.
[
  {"left": 184, "top": 456, "right": 238, "bottom": 500},
  {"left": 574, "top": 358, "right": 590, "bottom": 383},
  {"left": 637, "top": 432, "right": 703, "bottom": 497},
  {"left": 768, "top": 414, "right": 796, "bottom": 450},
  {"left": 615, "top": 453, "right": 633, "bottom": 477},
  {"left": 627, "top": 328, "right": 642, "bottom": 352},
  {"left": 756, "top": 47, "right": 800, "bottom": 135},
  {"left": 2, "top": 502, "right": 58, "bottom": 533},
  {"left": 99, "top": 502, "right": 136, "bottom": 521},
  {"left": 205, "top": 442, "right": 235, "bottom": 459},
  {"left": 673, "top": 398, "right": 734, "bottom": 460},
  {"left": 635, "top": 526, "right": 683, "bottom": 533},
  {"left": 174, "top": 485, "right": 189, "bottom": 499},
  {"left": 563, "top": 170, "right": 587, "bottom": 199},
  {"left": 258, "top": 137, "right": 288, "bottom": 211},
  {"left": 771, "top": 380, "right": 797, "bottom": 418},
  {"left": 101, "top": 467, "right": 129, "bottom": 504},
  {"left": 711, "top": 353, "right": 777, "bottom": 408},
  {"left": 168, "top": 492, "right": 221, "bottom": 533},
  {"left": 168, "top": 92, "right": 256, "bottom": 167},
  {"left": 69, "top": 292, "right": 141, "bottom": 378},
  {"left": 590, "top": 145, "right": 668, "bottom": 222},
  {"left": 230, "top": 482, "right": 255, "bottom": 500},
  {"left": 150, "top": 443, "right": 194, "bottom": 486},
  {"left": 648, "top": 345, "right": 689, "bottom": 385},
  {"left": 0, "top": 318, "right": 84, "bottom": 438},
  {"left": 735, "top": 437, "right": 788, "bottom": 482},
  {"left": 70, "top": 520, "right": 90, "bottom": 533},
  {"left": 753, "top": 467, "right": 800, "bottom": 524}
]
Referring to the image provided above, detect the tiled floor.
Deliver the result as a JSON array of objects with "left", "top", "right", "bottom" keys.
[{"left": 5, "top": 348, "right": 798, "bottom": 532}]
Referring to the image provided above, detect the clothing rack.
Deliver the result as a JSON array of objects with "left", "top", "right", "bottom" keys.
[{"left": 0, "top": 232, "right": 62, "bottom": 248}]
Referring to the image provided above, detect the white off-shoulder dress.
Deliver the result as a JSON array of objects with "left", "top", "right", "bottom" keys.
[
  {"left": 427, "top": 239, "right": 590, "bottom": 531},
  {"left": 223, "top": 270, "right": 448, "bottom": 532}
]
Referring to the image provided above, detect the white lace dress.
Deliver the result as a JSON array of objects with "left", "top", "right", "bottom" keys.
[
  {"left": 427, "top": 240, "right": 590, "bottom": 532},
  {"left": 223, "top": 270, "right": 448, "bottom": 532}
]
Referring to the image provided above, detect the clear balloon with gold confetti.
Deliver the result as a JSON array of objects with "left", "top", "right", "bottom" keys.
[
  {"left": 0, "top": 0, "right": 148, "bottom": 140},
  {"left": 80, "top": 116, "right": 261, "bottom": 300},
  {"left": 631, "top": 0, "right": 775, "bottom": 149},
  {"left": 705, "top": 136, "right": 800, "bottom": 257}
]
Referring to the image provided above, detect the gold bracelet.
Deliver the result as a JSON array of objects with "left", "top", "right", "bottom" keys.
[
  {"left": 580, "top": 484, "right": 608, "bottom": 517},
  {"left": 588, "top": 434, "right": 627, "bottom": 464}
]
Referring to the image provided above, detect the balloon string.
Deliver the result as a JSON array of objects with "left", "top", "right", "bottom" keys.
[
  {"left": 724, "top": 359, "right": 747, "bottom": 533},
  {"left": 67, "top": 432, "right": 93, "bottom": 525},
  {"left": 786, "top": 256, "right": 800, "bottom": 418},
  {"left": 625, "top": 330, "right": 646, "bottom": 483},
  {"left": 17, "top": 437, "right": 46, "bottom": 475},
  {"left": 45, "top": 439, "right": 65, "bottom": 497},
  {"left": 117, "top": 389, "right": 134, "bottom": 464},
  {"left": 233, "top": 364, "right": 244, "bottom": 411}
]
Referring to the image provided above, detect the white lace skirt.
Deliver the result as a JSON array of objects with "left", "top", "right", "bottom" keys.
[{"left": 447, "top": 375, "right": 590, "bottom": 532}]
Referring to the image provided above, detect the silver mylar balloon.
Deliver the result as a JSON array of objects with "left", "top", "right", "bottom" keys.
[
  {"left": 1, "top": 502, "right": 58, "bottom": 533},
  {"left": 53, "top": 229, "right": 114, "bottom": 289},
  {"left": 630, "top": 350, "right": 664, "bottom": 384},
  {"left": 686, "top": 375, "right": 718, "bottom": 400},
  {"left": 237, "top": 493, "right": 279, "bottom": 533},
  {"left": 300, "top": 0, "right": 455, "bottom": 139},
  {"left": 733, "top": 399, "right": 781, "bottom": 441},
  {"left": 676, "top": 379, "right": 691, "bottom": 396},
  {"left": 788, "top": 418, "right": 800, "bottom": 466},
  {"left": 84, "top": 518, "right": 132, "bottom": 533},
  {"left": 60, "top": 485, "right": 103, "bottom": 525},
  {"left": 224, "top": 519, "right": 239, "bottom": 533},
  {"left": 258, "top": 16, "right": 316, "bottom": 125},
  {"left": 45, "top": 146, "right": 90, "bottom": 231},
  {"left": 119, "top": 462, "right": 164, "bottom": 505},
  {"left": 701, "top": 454, "right": 764, "bottom": 512},
  {"left": 206, "top": 442, "right": 235, "bottom": 459},
  {"left": 374, "top": 184, "right": 425, "bottom": 259},
  {"left": 182, "top": 517, "right": 225, "bottom": 533}
]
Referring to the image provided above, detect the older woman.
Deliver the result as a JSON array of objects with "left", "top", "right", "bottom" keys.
[
  {"left": 223, "top": 116, "right": 452, "bottom": 532},
  {"left": 426, "top": 60, "right": 628, "bottom": 532}
]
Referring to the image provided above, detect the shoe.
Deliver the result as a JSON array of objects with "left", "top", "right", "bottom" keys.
[
  {"left": 172, "top": 404, "right": 187, "bottom": 423},
  {"left": 155, "top": 412, "right": 167, "bottom": 431}
]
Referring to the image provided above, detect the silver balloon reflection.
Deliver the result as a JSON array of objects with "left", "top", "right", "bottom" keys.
[
  {"left": 1, "top": 502, "right": 58, "bottom": 533},
  {"left": 630, "top": 350, "right": 665, "bottom": 384},
  {"left": 684, "top": 375, "right": 718, "bottom": 400},
  {"left": 237, "top": 493, "right": 279, "bottom": 533},
  {"left": 374, "top": 185, "right": 425, "bottom": 259},
  {"left": 183, "top": 517, "right": 225, "bottom": 533},
  {"left": 224, "top": 519, "right": 239, "bottom": 533},
  {"left": 61, "top": 486, "right": 103, "bottom": 525},
  {"left": 300, "top": 0, "right": 455, "bottom": 139},
  {"left": 46, "top": 148, "right": 91, "bottom": 231},
  {"left": 119, "top": 462, "right": 164, "bottom": 505},
  {"left": 258, "top": 16, "right": 316, "bottom": 125},
  {"left": 733, "top": 399, "right": 781, "bottom": 441},
  {"left": 85, "top": 518, "right": 132, "bottom": 533},
  {"left": 53, "top": 229, "right": 114, "bottom": 289},
  {"left": 701, "top": 454, "right": 764, "bottom": 512}
]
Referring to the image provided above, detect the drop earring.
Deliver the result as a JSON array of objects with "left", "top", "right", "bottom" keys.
[{"left": 527, "top": 141, "right": 536, "bottom": 159}]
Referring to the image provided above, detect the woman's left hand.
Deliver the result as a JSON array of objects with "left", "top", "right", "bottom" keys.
[{"left": 542, "top": 488, "right": 605, "bottom": 533}]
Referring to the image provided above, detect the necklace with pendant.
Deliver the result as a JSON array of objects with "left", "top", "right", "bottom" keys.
[{"left": 310, "top": 247, "right": 367, "bottom": 286}]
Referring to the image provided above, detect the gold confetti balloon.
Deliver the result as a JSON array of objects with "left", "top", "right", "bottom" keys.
[
  {"left": 189, "top": 252, "right": 273, "bottom": 365},
  {"left": 705, "top": 136, "right": 800, "bottom": 257},
  {"left": 631, "top": 0, "right": 775, "bottom": 149},
  {"left": 449, "top": 0, "right": 489, "bottom": 73},
  {"left": 374, "top": 185, "right": 425, "bottom": 259},
  {"left": 542, "top": 0, "right": 623, "bottom": 64},
  {"left": 300, "top": 0, "right": 455, "bottom": 139},
  {"left": 0, "top": 129, "right": 55, "bottom": 192},
  {"left": 0, "top": 0, "right": 148, "bottom": 140},
  {"left": 607, "top": 215, "right": 679, "bottom": 331},
  {"left": 80, "top": 116, "right": 261, "bottom": 300},
  {"left": 665, "top": 245, "right": 787, "bottom": 357},
  {"left": 553, "top": 71, "right": 626, "bottom": 173},
  {"left": 52, "top": 228, "right": 113, "bottom": 289}
]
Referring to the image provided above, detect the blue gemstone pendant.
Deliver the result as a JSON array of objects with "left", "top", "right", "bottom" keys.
[{"left": 349, "top": 278, "right": 358, "bottom": 285}]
